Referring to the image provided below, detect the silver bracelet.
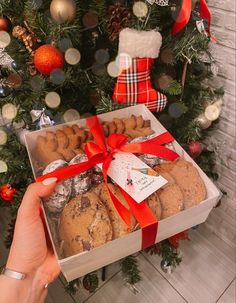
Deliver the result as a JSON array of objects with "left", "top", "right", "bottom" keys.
[{"left": 1, "top": 268, "right": 26, "bottom": 280}]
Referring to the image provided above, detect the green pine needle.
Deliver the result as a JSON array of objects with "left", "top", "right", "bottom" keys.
[{"left": 121, "top": 255, "right": 141, "bottom": 285}]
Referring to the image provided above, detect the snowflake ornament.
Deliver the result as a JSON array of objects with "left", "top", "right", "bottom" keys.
[{"left": 146, "top": 0, "right": 169, "bottom": 6}]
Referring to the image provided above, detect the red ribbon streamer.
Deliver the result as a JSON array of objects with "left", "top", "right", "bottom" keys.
[
  {"left": 37, "top": 115, "right": 179, "bottom": 249},
  {"left": 200, "top": 0, "right": 211, "bottom": 34},
  {"left": 172, "top": 0, "right": 212, "bottom": 37},
  {"left": 172, "top": 0, "right": 192, "bottom": 36}
]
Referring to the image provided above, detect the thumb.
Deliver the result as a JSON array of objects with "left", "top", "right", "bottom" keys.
[{"left": 18, "top": 178, "right": 57, "bottom": 218}]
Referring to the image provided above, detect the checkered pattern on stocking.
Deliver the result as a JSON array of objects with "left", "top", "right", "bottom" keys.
[{"left": 113, "top": 57, "right": 167, "bottom": 112}]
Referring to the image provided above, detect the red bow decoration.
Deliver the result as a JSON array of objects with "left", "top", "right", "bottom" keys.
[
  {"left": 37, "top": 116, "right": 179, "bottom": 249},
  {"left": 172, "top": 0, "right": 212, "bottom": 38}
]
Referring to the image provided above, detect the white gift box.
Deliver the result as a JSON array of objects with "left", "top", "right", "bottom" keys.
[{"left": 25, "top": 105, "right": 221, "bottom": 282}]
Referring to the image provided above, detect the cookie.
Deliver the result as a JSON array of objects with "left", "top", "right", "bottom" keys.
[
  {"left": 63, "top": 126, "right": 82, "bottom": 154},
  {"left": 85, "top": 130, "right": 93, "bottom": 141},
  {"left": 137, "top": 127, "right": 154, "bottom": 137},
  {"left": 138, "top": 154, "right": 160, "bottom": 168},
  {"left": 102, "top": 123, "right": 109, "bottom": 137},
  {"left": 92, "top": 165, "right": 104, "bottom": 185},
  {"left": 43, "top": 160, "right": 72, "bottom": 214},
  {"left": 56, "top": 130, "right": 75, "bottom": 161},
  {"left": 146, "top": 192, "right": 162, "bottom": 220},
  {"left": 143, "top": 120, "right": 151, "bottom": 127},
  {"left": 123, "top": 115, "right": 137, "bottom": 129},
  {"left": 35, "top": 135, "right": 63, "bottom": 166},
  {"left": 59, "top": 192, "right": 112, "bottom": 257},
  {"left": 124, "top": 128, "right": 143, "bottom": 139},
  {"left": 153, "top": 167, "right": 175, "bottom": 188},
  {"left": 124, "top": 127, "right": 154, "bottom": 139},
  {"left": 69, "top": 154, "right": 92, "bottom": 195},
  {"left": 72, "top": 125, "right": 87, "bottom": 143},
  {"left": 136, "top": 115, "right": 144, "bottom": 128},
  {"left": 158, "top": 183, "right": 184, "bottom": 219},
  {"left": 113, "top": 118, "right": 125, "bottom": 134},
  {"left": 107, "top": 121, "right": 117, "bottom": 134},
  {"left": 159, "top": 159, "right": 207, "bottom": 208},
  {"left": 63, "top": 126, "right": 74, "bottom": 136},
  {"left": 96, "top": 183, "right": 136, "bottom": 239}
]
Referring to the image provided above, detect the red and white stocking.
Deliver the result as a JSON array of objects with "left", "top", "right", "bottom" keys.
[{"left": 113, "top": 28, "right": 167, "bottom": 112}]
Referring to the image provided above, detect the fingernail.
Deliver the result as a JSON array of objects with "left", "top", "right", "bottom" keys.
[{"left": 42, "top": 177, "right": 57, "bottom": 185}]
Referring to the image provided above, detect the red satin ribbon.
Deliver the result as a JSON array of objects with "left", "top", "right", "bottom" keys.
[
  {"left": 172, "top": 0, "right": 212, "bottom": 37},
  {"left": 37, "top": 115, "right": 179, "bottom": 249},
  {"left": 172, "top": 0, "right": 192, "bottom": 36},
  {"left": 200, "top": 0, "right": 211, "bottom": 34}
]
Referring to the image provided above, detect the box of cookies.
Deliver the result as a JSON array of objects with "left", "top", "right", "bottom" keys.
[{"left": 25, "top": 104, "right": 221, "bottom": 281}]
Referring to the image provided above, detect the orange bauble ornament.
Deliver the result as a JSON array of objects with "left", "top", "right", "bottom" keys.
[
  {"left": 34, "top": 45, "right": 64, "bottom": 75},
  {"left": 0, "top": 16, "right": 12, "bottom": 32},
  {"left": 0, "top": 184, "right": 17, "bottom": 202}
]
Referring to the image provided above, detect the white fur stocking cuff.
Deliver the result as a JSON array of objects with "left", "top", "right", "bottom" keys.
[{"left": 118, "top": 28, "right": 162, "bottom": 58}]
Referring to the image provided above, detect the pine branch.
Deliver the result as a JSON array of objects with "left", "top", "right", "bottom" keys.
[
  {"left": 120, "top": 255, "right": 141, "bottom": 285},
  {"left": 96, "top": 93, "right": 125, "bottom": 114},
  {"left": 89, "top": 0, "right": 106, "bottom": 20},
  {"left": 65, "top": 278, "right": 81, "bottom": 295},
  {"left": 146, "top": 240, "right": 182, "bottom": 268},
  {"left": 82, "top": 272, "right": 99, "bottom": 293},
  {"left": 162, "top": 80, "right": 182, "bottom": 95}
]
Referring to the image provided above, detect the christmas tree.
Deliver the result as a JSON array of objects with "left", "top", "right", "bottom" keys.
[{"left": 0, "top": 0, "right": 223, "bottom": 293}]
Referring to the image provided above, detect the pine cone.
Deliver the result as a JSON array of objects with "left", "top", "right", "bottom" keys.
[{"left": 107, "top": 2, "right": 131, "bottom": 41}]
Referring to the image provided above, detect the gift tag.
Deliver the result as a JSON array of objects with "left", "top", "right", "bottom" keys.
[{"left": 98, "top": 152, "right": 167, "bottom": 203}]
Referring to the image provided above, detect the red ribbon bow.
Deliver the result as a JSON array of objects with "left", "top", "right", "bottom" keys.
[
  {"left": 37, "top": 116, "right": 179, "bottom": 249},
  {"left": 172, "top": 0, "right": 213, "bottom": 38}
]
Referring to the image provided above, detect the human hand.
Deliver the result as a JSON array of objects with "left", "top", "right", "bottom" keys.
[{"left": 6, "top": 178, "right": 60, "bottom": 294}]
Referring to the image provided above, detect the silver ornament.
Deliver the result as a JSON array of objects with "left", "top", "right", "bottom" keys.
[
  {"left": 196, "top": 114, "right": 212, "bottom": 129},
  {"left": 160, "top": 260, "right": 174, "bottom": 274},
  {"left": 30, "top": 108, "right": 55, "bottom": 128},
  {"left": 196, "top": 20, "right": 207, "bottom": 35},
  {"left": 0, "top": 48, "right": 14, "bottom": 70}
]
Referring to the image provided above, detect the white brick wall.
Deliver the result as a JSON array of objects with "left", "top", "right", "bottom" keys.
[{"left": 204, "top": 0, "right": 236, "bottom": 248}]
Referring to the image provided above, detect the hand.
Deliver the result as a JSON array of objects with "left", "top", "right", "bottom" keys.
[{"left": 5, "top": 178, "right": 60, "bottom": 302}]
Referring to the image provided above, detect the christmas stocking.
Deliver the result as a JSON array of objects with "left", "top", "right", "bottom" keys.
[{"left": 113, "top": 28, "right": 167, "bottom": 112}]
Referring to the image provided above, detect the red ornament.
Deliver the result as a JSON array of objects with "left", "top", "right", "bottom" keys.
[
  {"left": 168, "top": 231, "right": 189, "bottom": 248},
  {"left": 188, "top": 141, "right": 203, "bottom": 158},
  {"left": 0, "top": 184, "right": 17, "bottom": 202},
  {"left": 0, "top": 16, "right": 12, "bottom": 32},
  {"left": 34, "top": 45, "right": 64, "bottom": 75}
]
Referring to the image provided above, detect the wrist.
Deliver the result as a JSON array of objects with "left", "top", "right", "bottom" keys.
[
  {"left": 6, "top": 257, "right": 33, "bottom": 278},
  {"left": 0, "top": 272, "right": 33, "bottom": 303}
]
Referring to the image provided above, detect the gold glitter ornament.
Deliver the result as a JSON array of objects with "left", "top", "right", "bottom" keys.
[
  {"left": 50, "top": 0, "right": 76, "bottom": 24},
  {"left": 133, "top": 1, "right": 148, "bottom": 18}
]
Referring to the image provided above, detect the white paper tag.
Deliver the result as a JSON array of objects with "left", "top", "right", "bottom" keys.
[{"left": 98, "top": 152, "right": 167, "bottom": 203}]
